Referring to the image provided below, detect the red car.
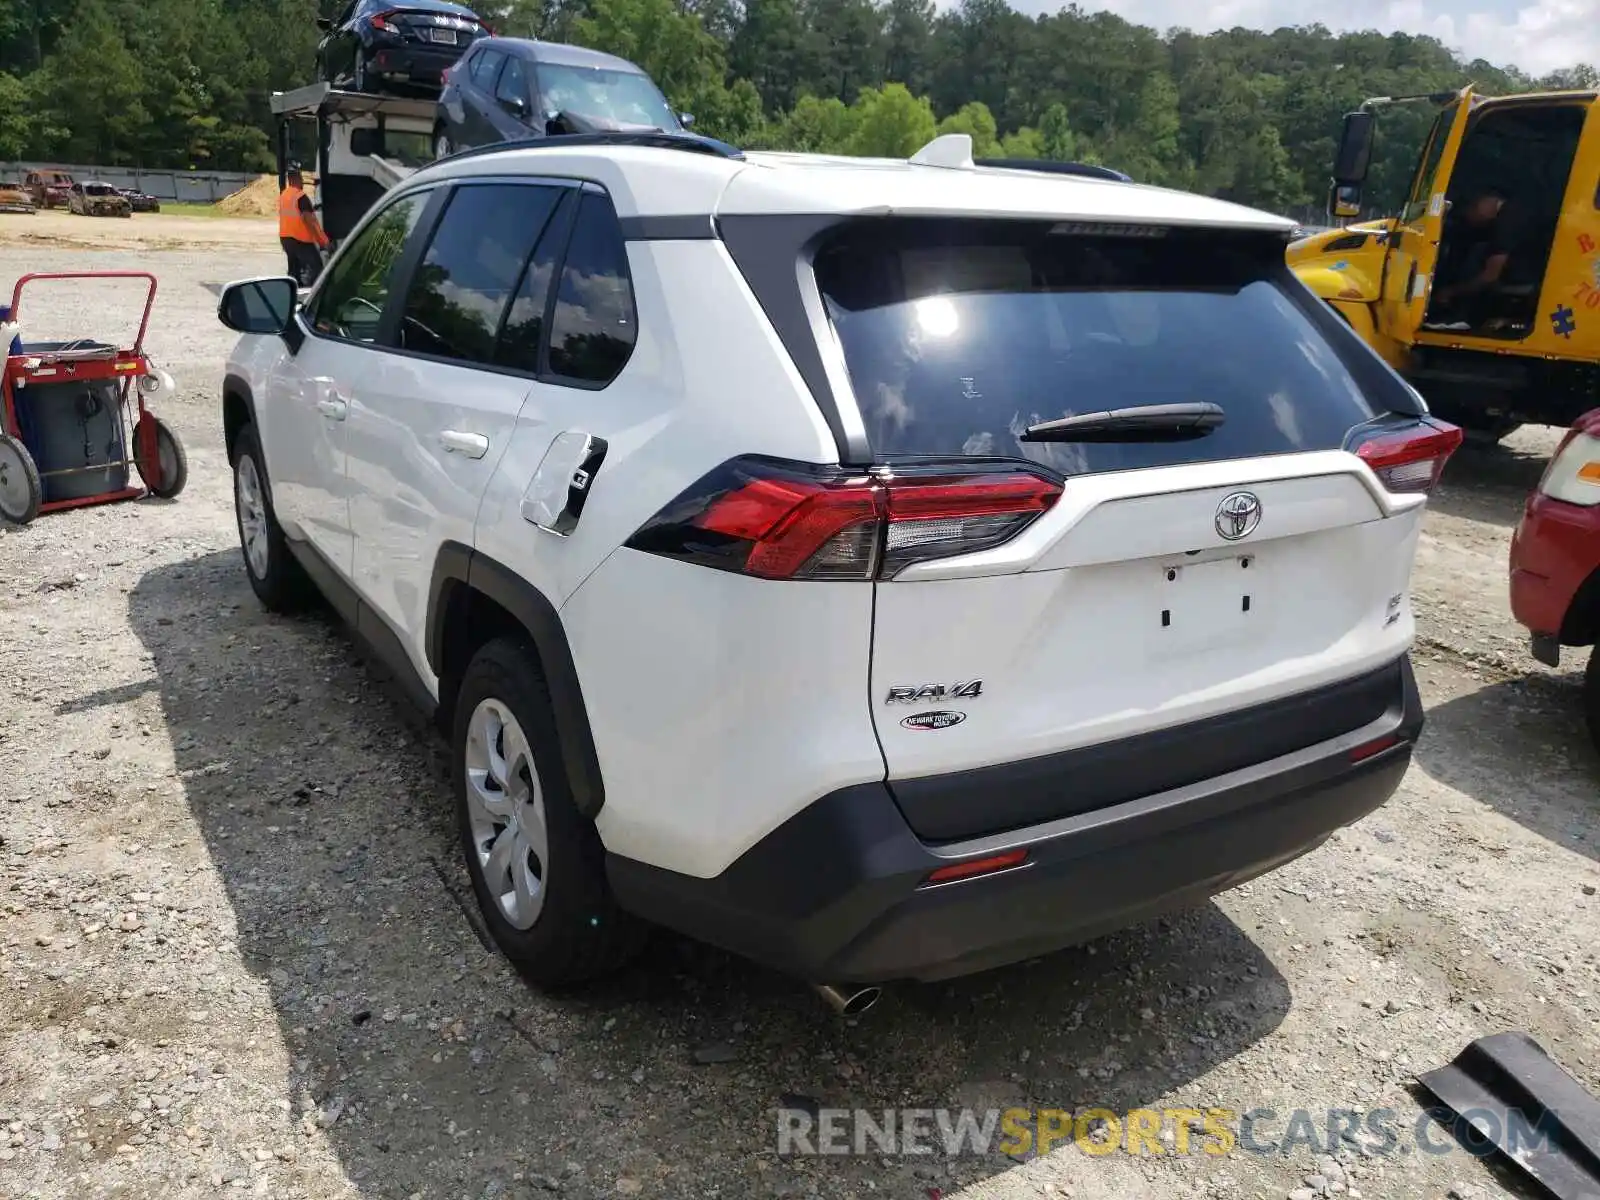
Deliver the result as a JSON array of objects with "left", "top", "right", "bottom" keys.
[{"left": 1509, "top": 409, "right": 1600, "bottom": 748}]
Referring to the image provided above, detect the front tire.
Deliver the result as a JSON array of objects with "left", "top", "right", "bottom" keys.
[
  {"left": 353, "top": 47, "right": 370, "bottom": 92},
  {"left": 454, "top": 637, "right": 647, "bottom": 986},
  {"left": 231, "top": 424, "right": 313, "bottom": 612},
  {"left": 434, "top": 128, "right": 454, "bottom": 160}
]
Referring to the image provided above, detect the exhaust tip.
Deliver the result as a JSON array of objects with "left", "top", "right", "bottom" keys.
[{"left": 813, "top": 983, "right": 882, "bottom": 1017}]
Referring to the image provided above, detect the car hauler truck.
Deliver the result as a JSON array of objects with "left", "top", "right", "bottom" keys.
[
  {"left": 269, "top": 84, "right": 435, "bottom": 244},
  {"left": 1288, "top": 85, "right": 1600, "bottom": 441}
]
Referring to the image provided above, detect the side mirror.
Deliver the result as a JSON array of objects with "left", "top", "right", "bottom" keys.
[
  {"left": 1329, "top": 182, "right": 1362, "bottom": 220},
  {"left": 502, "top": 95, "right": 528, "bottom": 118},
  {"left": 218, "top": 277, "right": 297, "bottom": 336},
  {"left": 1332, "top": 110, "right": 1375, "bottom": 187},
  {"left": 679, "top": 112, "right": 695, "bottom": 128}
]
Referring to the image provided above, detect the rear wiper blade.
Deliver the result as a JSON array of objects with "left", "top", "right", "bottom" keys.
[{"left": 1021, "top": 402, "right": 1225, "bottom": 443}]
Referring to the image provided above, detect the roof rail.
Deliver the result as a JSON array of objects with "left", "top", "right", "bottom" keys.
[
  {"left": 975, "top": 158, "right": 1132, "bottom": 183},
  {"left": 433, "top": 130, "right": 745, "bottom": 169}
]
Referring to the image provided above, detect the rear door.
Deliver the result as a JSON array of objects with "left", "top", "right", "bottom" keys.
[
  {"left": 813, "top": 218, "right": 1443, "bottom": 842},
  {"left": 1376, "top": 87, "right": 1475, "bottom": 345}
]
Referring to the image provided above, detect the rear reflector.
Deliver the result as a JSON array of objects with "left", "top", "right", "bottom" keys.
[
  {"left": 1349, "top": 733, "right": 1401, "bottom": 762},
  {"left": 1350, "top": 418, "right": 1463, "bottom": 495},
  {"left": 925, "top": 849, "right": 1029, "bottom": 884},
  {"left": 627, "top": 457, "right": 1062, "bottom": 581}
]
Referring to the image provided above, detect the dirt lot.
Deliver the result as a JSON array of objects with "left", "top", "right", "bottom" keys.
[{"left": 1, "top": 212, "right": 1598, "bottom": 1200}]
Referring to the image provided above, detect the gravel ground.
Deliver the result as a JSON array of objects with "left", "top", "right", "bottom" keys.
[{"left": 2, "top": 216, "right": 1599, "bottom": 1200}]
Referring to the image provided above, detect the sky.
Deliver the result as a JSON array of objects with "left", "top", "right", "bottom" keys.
[{"left": 1006, "top": 0, "right": 1599, "bottom": 77}]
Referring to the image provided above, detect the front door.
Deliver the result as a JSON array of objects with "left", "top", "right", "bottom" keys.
[
  {"left": 1375, "top": 87, "right": 1476, "bottom": 347},
  {"left": 269, "top": 186, "right": 432, "bottom": 580}
]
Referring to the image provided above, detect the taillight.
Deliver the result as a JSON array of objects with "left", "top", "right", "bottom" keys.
[
  {"left": 368, "top": 9, "right": 397, "bottom": 30},
  {"left": 625, "top": 456, "right": 1063, "bottom": 581},
  {"left": 1348, "top": 417, "right": 1463, "bottom": 494}
]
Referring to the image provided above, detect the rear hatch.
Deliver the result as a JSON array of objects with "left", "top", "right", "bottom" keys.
[{"left": 810, "top": 218, "right": 1453, "bottom": 843}]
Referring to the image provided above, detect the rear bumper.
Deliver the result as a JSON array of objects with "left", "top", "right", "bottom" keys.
[
  {"left": 608, "top": 655, "right": 1423, "bottom": 984},
  {"left": 1510, "top": 491, "right": 1600, "bottom": 661},
  {"left": 370, "top": 41, "right": 467, "bottom": 79}
]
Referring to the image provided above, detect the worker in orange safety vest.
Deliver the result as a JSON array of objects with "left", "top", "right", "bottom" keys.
[{"left": 279, "top": 164, "right": 331, "bottom": 287}]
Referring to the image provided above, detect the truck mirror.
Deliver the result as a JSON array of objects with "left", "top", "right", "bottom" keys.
[
  {"left": 349, "top": 127, "right": 379, "bottom": 157},
  {"left": 1333, "top": 111, "right": 1375, "bottom": 186},
  {"left": 1329, "top": 182, "right": 1362, "bottom": 220}
]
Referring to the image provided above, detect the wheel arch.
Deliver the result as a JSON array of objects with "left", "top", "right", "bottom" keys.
[
  {"left": 426, "top": 543, "right": 606, "bottom": 819},
  {"left": 222, "top": 373, "right": 256, "bottom": 466},
  {"left": 1560, "top": 566, "right": 1600, "bottom": 648}
]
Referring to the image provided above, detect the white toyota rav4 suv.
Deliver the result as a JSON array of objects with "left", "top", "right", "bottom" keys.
[{"left": 217, "top": 131, "right": 1458, "bottom": 1003}]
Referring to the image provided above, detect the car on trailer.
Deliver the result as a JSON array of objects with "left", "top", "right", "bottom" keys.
[
  {"left": 316, "top": 0, "right": 490, "bottom": 95},
  {"left": 434, "top": 37, "right": 685, "bottom": 158},
  {"left": 0, "top": 272, "right": 187, "bottom": 526}
]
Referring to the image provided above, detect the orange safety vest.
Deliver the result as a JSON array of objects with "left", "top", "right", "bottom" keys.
[{"left": 278, "top": 185, "right": 323, "bottom": 245}]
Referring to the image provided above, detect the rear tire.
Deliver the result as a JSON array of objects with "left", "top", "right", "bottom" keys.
[
  {"left": 1585, "top": 650, "right": 1600, "bottom": 756},
  {"left": 453, "top": 637, "right": 647, "bottom": 987},
  {"left": 231, "top": 424, "right": 314, "bottom": 612}
]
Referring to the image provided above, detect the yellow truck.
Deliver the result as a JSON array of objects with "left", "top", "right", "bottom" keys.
[{"left": 1288, "top": 86, "right": 1600, "bottom": 440}]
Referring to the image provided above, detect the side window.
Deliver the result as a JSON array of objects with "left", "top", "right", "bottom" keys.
[
  {"left": 472, "top": 48, "right": 504, "bottom": 89},
  {"left": 397, "top": 183, "right": 564, "bottom": 366},
  {"left": 496, "top": 56, "right": 528, "bottom": 107},
  {"left": 307, "top": 191, "right": 428, "bottom": 343},
  {"left": 546, "top": 191, "right": 637, "bottom": 384},
  {"left": 494, "top": 198, "right": 571, "bottom": 373}
]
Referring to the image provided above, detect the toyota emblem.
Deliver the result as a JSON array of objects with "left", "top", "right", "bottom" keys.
[{"left": 1215, "top": 491, "right": 1262, "bottom": 541}]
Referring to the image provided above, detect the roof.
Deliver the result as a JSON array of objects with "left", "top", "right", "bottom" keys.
[
  {"left": 408, "top": 138, "right": 1294, "bottom": 233},
  {"left": 477, "top": 36, "right": 647, "bottom": 73}
]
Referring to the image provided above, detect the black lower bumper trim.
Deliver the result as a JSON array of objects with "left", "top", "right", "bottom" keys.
[{"left": 607, "top": 656, "right": 1423, "bottom": 984}]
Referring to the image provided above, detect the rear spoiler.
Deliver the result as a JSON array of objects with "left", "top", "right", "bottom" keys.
[{"left": 975, "top": 158, "right": 1133, "bottom": 183}]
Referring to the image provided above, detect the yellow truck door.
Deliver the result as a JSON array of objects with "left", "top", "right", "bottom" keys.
[{"left": 1375, "top": 87, "right": 1476, "bottom": 347}]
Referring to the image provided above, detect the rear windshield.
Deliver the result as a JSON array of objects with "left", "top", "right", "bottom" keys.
[
  {"left": 537, "top": 63, "right": 679, "bottom": 131},
  {"left": 814, "top": 220, "right": 1382, "bottom": 475}
]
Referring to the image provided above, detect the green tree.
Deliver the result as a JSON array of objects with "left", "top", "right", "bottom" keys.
[
  {"left": 936, "top": 100, "right": 998, "bottom": 156},
  {"left": 847, "top": 82, "right": 937, "bottom": 157}
]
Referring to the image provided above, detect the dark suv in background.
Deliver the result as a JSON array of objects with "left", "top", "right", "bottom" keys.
[
  {"left": 434, "top": 37, "right": 685, "bottom": 157},
  {"left": 317, "top": 0, "right": 490, "bottom": 94}
]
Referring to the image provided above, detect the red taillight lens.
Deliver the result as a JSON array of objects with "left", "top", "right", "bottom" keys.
[
  {"left": 1350, "top": 418, "right": 1464, "bottom": 494},
  {"left": 627, "top": 457, "right": 1063, "bottom": 581},
  {"left": 369, "top": 9, "right": 397, "bottom": 30},
  {"left": 1349, "top": 733, "right": 1401, "bottom": 762}
]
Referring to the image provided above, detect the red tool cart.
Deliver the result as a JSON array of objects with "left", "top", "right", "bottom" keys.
[{"left": 0, "top": 271, "right": 187, "bottom": 525}]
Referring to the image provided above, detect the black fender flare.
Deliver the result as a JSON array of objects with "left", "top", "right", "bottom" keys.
[
  {"left": 221, "top": 372, "right": 258, "bottom": 465},
  {"left": 426, "top": 542, "right": 606, "bottom": 819}
]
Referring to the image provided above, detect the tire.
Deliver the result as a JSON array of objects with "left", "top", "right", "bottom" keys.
[
  {"left": 0, "top": 433, "right": 42, "bottom": 526},
  {"left": 231, "top": 424, "right": 314, "bottom": 612},
  {"left": 454, "top": 637, "right": 647, "bottom": 986},
  {"left": 135, "top": 414, "right": 188, "bottom": 499},
  {"left": 353, "top": 47, "right": 369, "bottom": 92},
  {"left": 1585, "top": 650, "right": 1600, "bottom": 757},
  {"left": 434, "top": 128, "right": 453, "bottom": 161}
]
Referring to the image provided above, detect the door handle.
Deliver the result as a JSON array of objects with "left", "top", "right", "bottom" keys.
[
  {"left": 315, "top": 397, "right": 348, "bottom": 420},
  {"left": 439, "top": 430, "right": 489, "bottom": 459}
]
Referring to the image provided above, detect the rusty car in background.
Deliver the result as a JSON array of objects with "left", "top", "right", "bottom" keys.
[{"left": 68, "top": 181, "right": 133, "bottom": 217}]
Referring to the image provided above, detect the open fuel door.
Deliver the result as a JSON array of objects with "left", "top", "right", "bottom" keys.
[{"left": 1374, "top": 87, "right": 1475, "bottom": 344}]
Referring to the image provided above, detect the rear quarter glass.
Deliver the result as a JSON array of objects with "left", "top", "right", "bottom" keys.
[{"left": 814, "top": 220, "right": 1383, "bottom": 475}]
